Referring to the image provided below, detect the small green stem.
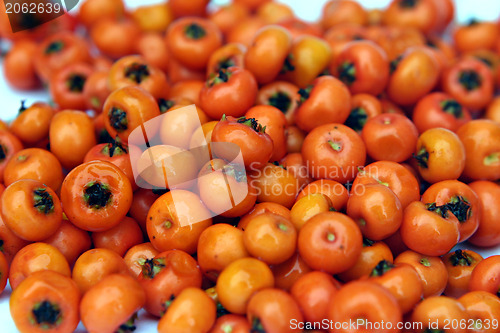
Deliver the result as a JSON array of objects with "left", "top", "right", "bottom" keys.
[
  {"left": 236, "top": 117, "right": 266, "bottom": 133},
  {"left": 413, "top": 147, "right": 429, "bottom": 168},
  {"left": 185, "top": 23, "right": 206, "bottom": 39},
  {"left": 108, "top": 107, "right": 128, "bottom": 132},
  {"left": 459, "top": 70, "right": 482, "bottom": 91},
  {"left": 124, "top": 62, "right": 150, "bottom": 84},
  {"left": 390, "top": 55, "right": 403, "bottom": 73},
  {"left": 449, "top": 249, "right": 473, "bottom": 266},
  {"left": 328, "top": 140, "right": 342, "bottom": 151},
  {"left": 83, "top": 182, "right": 112, "bottom": 209},
  {"left": 33, "top": 188, "right": 55, "bottom": 215},
  {"left": 345, "top": 107, "right": 367, "bottom": 132},
  {"left": 420, "top": 258, "right": 431, "bottom": 267},
  {"left": 440, "top": 99, "right": 464, "bottom": 119},
  {"left": 31, "top": 301, "right": 61, "bottom": 329},
  {"left": 268, "top": 92, "right": 292, "bottom": 114},
  {"left": 484, "top": 152, "right": 500, "bottom": 165},
  {"left": 45, "top": 41, "right": 64, "bottom": 54},
  {"left": 141, "top": 258, "right": 166, "bottom": 279},
  {"left": 298, "top": 85, "right": 313, "bottom": 104},
  {"left": 18, "top": 100, "right": 27, "bottom": 113},
  {"left": 370, "top": 260, "right": 395, "bottom": 277},
  {"left": 337, "top": 61, "right": 356, "bottom": 86},
  {"left": 399, "top": 0, "right": 418, "bottom": 8},
  {"left": 66, "top": 74, "right": 86, "bottom": 92},
  {"left": 280, "top": 54, "right": 295, "bottom": 74}
]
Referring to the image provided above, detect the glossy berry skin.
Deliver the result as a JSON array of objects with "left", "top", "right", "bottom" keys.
[{"left": 211, "top": 115, "right": 273, "bottom": 170}]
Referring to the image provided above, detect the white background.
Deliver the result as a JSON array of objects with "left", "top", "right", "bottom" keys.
[{"left": 1, "top": 0, "right": 500, "bottom": 332}]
